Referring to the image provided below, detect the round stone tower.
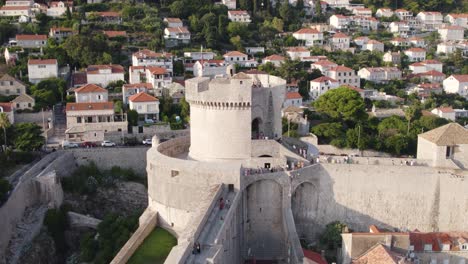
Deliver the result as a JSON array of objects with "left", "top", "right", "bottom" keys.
[{"left": 185, "top": 73, "right": 254, "bottom": 160}]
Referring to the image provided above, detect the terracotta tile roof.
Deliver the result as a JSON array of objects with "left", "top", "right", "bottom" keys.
[
  {"left": 228, "top": 10, "right": 249, "bottom": 15},
  {"left": 406, "top": 48, "right": 426, "bottom": 52},
  {"left": 0, "top": 74, "right": 21, "bottom": 82},
  {"left": 440, "top": 25, "right": 465, "bottom": 30},
  {"left": 332, "top": 32, "right": 349, "bottom": 38},
  {"left": 422, "top": 60, "right": 441, "bottom": 65},
  {"left": 434, "top": 106, "right": 454, "bottom": 113},
  {"left": 166, "top": 27, "right": 190, "bottom": 33},
  {"left": 447, "top": 13, "right": 468, "bottom": 18},
  {"left": 129, "top": 92, "right": 158, "bottom": 102},
  {"left": 16, "top": 34, "right": 47, "bottom": 41},
  {"left": 95, "top": 11, "right": 120, "bottom": 17},
  {"left": 123, "top": 83, "right": 153, "bottom": 89},
  {"left": 74, "top": 84, "right": 106, "bottom": 93},
  {"left": 418, "top": 70, "right": 445, "bottom": 77},
  {"left": 334, "top": 14, "right": 348, "bottom": 19},
  {"left": 313, "top": 60, "right": 337, "bottom": 66},
  {"left": 86, "top": 64, "right": 124, "bottom": 74},
  {"left": 451, "top": 74, "right": 468, "bottom": 82},
  {"left": 0, "top": 102, "right": 13, "bottom": 112},
  {"left": 311, "top": 76, "right": 338, "bottom": 83},
  {"left": 133, "top": 49, "right": 172, "bottom": 59},
  {"left": 409, "top": 36, "right": 424, "bottom": 41},
  {"left": 50, "top": 26, "right": 73, "bottom": 32},
  {"left": 367, "top": 39, "right": 383, "bottom": 45},
  {"left": 224, "top": 50, "right": 247, "bottom": 57},
  {"left": 264, "top": 54, "right": 285, "bottom": 61},
  {"left": 146, "top": 66, "right": 167, "bottom": 75},
  {"left": 0, "top": 6, "right": 30, "bottom": 10},
  {"left": 286, "top": 92, "right": 302, "bottom": 100},
  {"left": 328, "top": 65, "right": 353, "bottom": 72},
  {"left": 294, "top": 28, "right": 321, "bottom": 34},
  {"left": 419, "top": 123, "right": 468, "bottom": 145},
  {"left": 418, "top": 83, "right": 440, "bottom": 89},
  {"left": 352, "top": 244, "right": 408, "bottom": 264},
  {"left": 103, "top": 30, "right": 126, "bottom": 38},
  {"left": 66, "top": 102, "right": 113, "bottom": 111},
  {"left": 11, "top": 93, "right": 34, "bottom": 103},
  {"left": 419, "top": 11, "right": 442, "bottom": 15},
  {"left": 303, "top": 249, "right": 327, "bottom": 264},
  {"left": 410, "top": 62, "right": 425, "bottom": 67},
  {"left": 287, "top": 47, "right": 309, "bottom": 53},
  {"left": 28, "top": 59, "right": 57, "bottom": 65}
]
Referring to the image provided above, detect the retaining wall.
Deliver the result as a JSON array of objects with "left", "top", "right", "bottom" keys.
[
  {"left": 15, "top": 111, "right": 53, "bottom": 124},
  {"left": 69, "top": 147, "right": 149, "bottom": 176}
]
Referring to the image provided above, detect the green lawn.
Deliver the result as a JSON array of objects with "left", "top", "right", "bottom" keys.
[{"left": 127, "top": 227, "right": 177, "bottom": 264}]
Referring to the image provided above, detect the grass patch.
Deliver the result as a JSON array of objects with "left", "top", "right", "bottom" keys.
[{"left": 127, "top": 227, "right": 177, "bottom": 264}]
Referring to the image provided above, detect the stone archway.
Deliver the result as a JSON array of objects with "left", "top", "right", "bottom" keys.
[
  {"left": 292, "top": 182, "right": 319, "bottom": 241},
  {"left": 244, "top": 179, "right": 286, "bottom": 261},
  {"left": 251, "top": 117, "right": 263, "bottom": 139}
]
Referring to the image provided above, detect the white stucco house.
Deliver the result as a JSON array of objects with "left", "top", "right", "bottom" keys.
[
  {"left": 193, "top": 60, "right": 234, "bottom": 77},
  {"left": 0, "top": 74, "right": 26, "bottom": 96},
  {"left": 28, "top": 59, "right": 58, "bottom": 84},
  {"left": 395, "top": 9, "right": 413, "bottom": 20},
  {"left": 445, "top": 13, "right": 468, "bottom": 29},
  {"left": 46, "top": 1, "right": 72, "bottom": 17},
  {"left": 0, "top": 6, "right": 31, "bottom": 17},
  {"left": 311, "top": 60, "right": 338, "bottom": 73},
  {"left": 122, "top": 83, "right": 153, "bottom": 104},
  {"left": 416, "top": 11, "right": 443, "bottom": 31},
  {"left": 15, "top": 34, "right": 47, "bottom": 48},
  {"left": 227, "top": 10, "right": 251, "bottom": 23},
  {"left": 389, "top": 22, "right": 410, "bottom": 37},
  {"left": 358, "top": 67, "right": 402, "bottom": 83},
  {"left": 286, "top": 47, "right": 310, "bottom": 60},
  {"left": 409, "top": 60, "right": 443, "bottom": 74},
  {"left": 164, "top": 27, "right": 191, "bottom": 45},
  {"left": 0, "top": 102, "right": 14, "bottom": 124},
  {"left": 376, "top": 8, "right": 393, "bottom": 18},
  {"left": 404, "top": 48, "right": 426, "bottom": 62},
  {"left": 431, "top": 107, "right": 456, "bottom": 121},
  {"left": 49, "top": 27, "right": 75, "bottom": 42},
  {"left": 74, "top": 84, "right": 108, "bottom": 103},
  {"left": 132, "top": 49, "right": 173, "bottom": 72},
  {"left": 326, "top": 66, "right": 360, "bottom": 87},
  {"left": 443, "top": 75, "right": 468, "bottom": 96},
  {"left": 163, "top": 17, "right": 183, "bottom": 28},
  {"left": 11, "top": 93, "right": 34, "bottom": 110},
  {"left": 145, "top": 66, "right": 172, "bottom": 93},
  {"left": 222, "top": 0, "right": 236, "bottom": 9},
  {"left": 292, "top": 28, "right": 324, "bottom": 47},
  {"left": 330, "top": 32, "right": 350, "bottom": 50},
  {"left": 129, "top": 92, "right": 160, "bottom": 121},
  {"left": 309, "top": 76, "right": 339, "bottom": 100},
  {"left": 283, "top": 92, "right": 303, "bottom": 108},
  {"left": 86, "top": 64, "right": 125, "bottom": 88},
  {"left": 263, "top": 55, "right": 286, "bottom": 67},
  {"left": 223, "top": 51, "right": 257, "bottom": 67},
  {"left": 363, "top": 40, "right": 384, "bottom": 52},
  {"left": 329, "top": 14, "right": 350, "bottom": 30},
  {"left": 438, "top": 26, "right": 465, "bottom": 41}
]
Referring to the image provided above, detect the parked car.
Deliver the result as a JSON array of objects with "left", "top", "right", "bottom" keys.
[
  {"left": 81, "top": 141, "right": 97, "bottom": 148},
  {"left": 62, "top": 141, "right": 79, "bottom": 148},
  {"left": 142, "top": 139, "right": 152, "bottom": 145},
  {"left": 101, "top": 140, "right": 116, "bottom": 147},
  {"left": 144, "top": 119, "right": 155, "bottom": 124}
]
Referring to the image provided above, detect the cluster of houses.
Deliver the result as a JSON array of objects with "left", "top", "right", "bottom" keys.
[{"left": 0, "top": 0, "right": 72, "bottom": 22}]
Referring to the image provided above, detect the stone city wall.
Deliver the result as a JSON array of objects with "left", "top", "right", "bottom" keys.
[
  {"left": 0, "top": 152, "right": 72, "bottom": 260},
  {"left": 68, "top": 147, "right": 149, "bottom": 176},
  {"left": 291, "top": 164, "right": 468, "bottom": 240},
  {"left": 110, "top": 208, "right": 158, "bottom": 264}
]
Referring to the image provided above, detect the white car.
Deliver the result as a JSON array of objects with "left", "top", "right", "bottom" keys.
[
  {"left": 101, "top": 140, "right": 116, "bottom": 147},
  {"left": 62, "top": 141, "right": 79, "bottom": 148},
  {"left": 142, "top": 139, "right": 152, "bottom": 145}
]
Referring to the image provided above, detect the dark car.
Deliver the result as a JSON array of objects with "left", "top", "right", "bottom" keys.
[{"left": 81, "top": 141, "right": 98, "bottom": 148}]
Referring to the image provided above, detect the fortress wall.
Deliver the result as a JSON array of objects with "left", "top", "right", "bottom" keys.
[
  {"left": 69, "top": 147, "right": 149, "bottom": 176},
  {"left": 292, "top": 164, "right": 468, "bottom": 240}
]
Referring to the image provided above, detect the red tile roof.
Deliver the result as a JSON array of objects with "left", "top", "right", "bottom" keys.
[
  {"left": 72, "top": 72, "right": 87, "bottom": 86},
  {"left": 66, "top": 102, "right": 113, "bottom": 111},
  {"left": 418, "top": 70, "right": 445, "bottom": 77},
  {"left": 328, "top": 65, "right": 353, "bottom": 72},
  {"left": 103, "top": 30, "right": 126, "bottom": 38},
  {"left": 303, "top": 249, "right": 327, "bottom": 264},
  {"left": 406, "top": 48, "right": 426, "bottom": 52},
  {"left": 224, "top": 50, "right": 247, "bottom": 57},
  {"left": 0, "top": 102, "right": 13, "bottom": 112},
  {"left": 286, "top": 92, "right": 302, "bottom": 100},
  {"left": 165, "top": 27, "right": 190, "bottom": 33},
  {"left": 311, "top": 76, "right": 338, "bottom": 83},
  {"left": 96, "top": 11, "right": 120, "bottom": 17},
  {"left": 332, "top": 32, "right": 349, "bottom": 38},
  {"left": 74, "top": 84, "right": 106, "bottom": 93},
  {"left": 164, "top": 17, "right": 182, "bottom": 23},
  {"left": 452, "top": 74, "right": 468, "bottom": 82},
  {"left": 133, "top": 49, "right": 172, "bottom": 59},
  {"left": 123, "top": 83, "right": 153, "bottom": 89},
  {"left": 0, "top": 6, "right": 30, "bottom": 10},
  {"left": 294, "top": 28, "right": 321, "bottom": 34},
  {"left": 435, "top": 106, "right": 454, "bottom": 113},
  {"left": 129, "top": 92, "right": 158, "bottom": 102},
  {"left": 16, "top": 34, "right": 47, "bottom": 41},
  {"left": 86, "top": 64, "right": 124, "bottom": 74},
  {"left": 228, "top": 10, "right": 249, "bottom": 15},
  {"left": 264, "top": 54, "right": 285, "bottom": 61},
  {"left": 146, "top": 66, "right": 167, "bottom": 75},
  {"left": 352, "top": 244, "right": 408, "bottom": 264},
  {"left": 28, "top": 59, "right": 57, "bottom": 65}
]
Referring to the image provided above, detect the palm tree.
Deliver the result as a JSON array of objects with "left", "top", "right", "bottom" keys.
[{"left": 0, "top": 113, "right": 10, "bottom": 150}]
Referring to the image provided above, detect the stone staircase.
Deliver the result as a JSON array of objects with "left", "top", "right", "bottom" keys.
[{"left": 47, "top": 104, "right": 67, "bottom": 146}]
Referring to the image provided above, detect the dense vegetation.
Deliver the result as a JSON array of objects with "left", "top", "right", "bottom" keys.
[
  {"left": 310, "top": 87, "right": 450, "bottom": 155},
  {"left": 79, "top": 213, "right": 140, "bottom": 264},
  {"left": 62, "top": 162, "right": 143, "bottom": 195},
  {"left": 351, "top": 0, "right": 468, "bottom": 13}
]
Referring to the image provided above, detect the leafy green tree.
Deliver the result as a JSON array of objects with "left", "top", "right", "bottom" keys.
[
  {"left": 169, "top": 1, "right": 186, "bottom": 18},
  {"left": 0, "top": 113, "right": 10, "bottom": 149},
  {"left": 311, "top": 122, "right": 344, "bottom": 144},
  {"left": 31, "top": 78, "right": 66, "bottom": 108},
  {"left": 227, "top": 22, "right": 249, "bottom": 39},
  {"left": 385, "top": 134, "right": 408, "bottom": 155},
  {"left": 279, "top": 1, "right": 292, "bottom": 24},
  {"left": 314, "top": 87, "right": 367, "bottom": 122},
  {"left": 319, "top": 221, "right": 348, "bottom": 262},
  {"left": 13, "top": 123, "right": 44, "bottom": 151},
  {"left": 127, "top": 110, "right": 138, "bottom": 126},
  {"left": 404, "top": 104, "right": 422, "bottom": 133},
  {"left": 230, "top": 35, "right": 243, "bottom": 51},
  {"left": 377, "top": 116, "right": 406, "bottom": 137},
  {"left": 0, "top": 19, "right": 17, "bottom": 44}
]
